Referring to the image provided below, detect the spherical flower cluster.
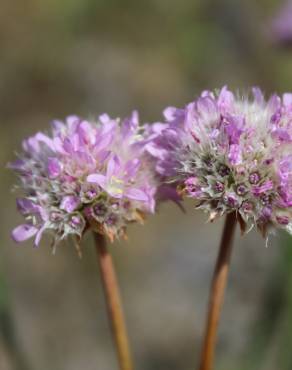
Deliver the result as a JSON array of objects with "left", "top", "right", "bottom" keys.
[
  {"left": 148, "top": 87, "right": 292, "bottom": 237},
  {"left": 10, "top": 113, "right": 157, "bottom": 250}
]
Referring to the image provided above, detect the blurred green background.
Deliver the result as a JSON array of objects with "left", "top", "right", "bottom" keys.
[{"left": 1, "top": 0, "right": 292, "bottom": 369}]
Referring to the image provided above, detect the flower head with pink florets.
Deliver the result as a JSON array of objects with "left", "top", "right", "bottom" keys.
[
  {"left": 148, "top": 87, "right": 292, "bottom": 240},
  {"left": 9, "top": 112, "right": 158, "bottom": 251}
]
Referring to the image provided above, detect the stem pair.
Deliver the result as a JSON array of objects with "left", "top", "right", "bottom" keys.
[{"left": 94, "top": 212, "right": 237, "bottom": 370}]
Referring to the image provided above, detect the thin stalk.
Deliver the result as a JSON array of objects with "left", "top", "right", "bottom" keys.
[
  {"left": 94, "top": 232, "right": 133, "bottom": 370},
  {"left": 198, "top": 212, "right": 237, "bottom": 370}
]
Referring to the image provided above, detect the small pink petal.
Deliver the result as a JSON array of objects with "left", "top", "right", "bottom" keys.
[
  {"left": 47, "top": 157, "right": 61, "bottom": 178},
  {"left": 87, "top": 174, "right": 107, "bottom": 189},
  {"left": 12, "top": 224, "right": 38, "bottom": 243},
  {"left": 34, "top": 225, "right": 46, "bottom": 247},
  {"left": 163, "top": 107, "right": 177, "bottom": 121},
  {"left": 125, "top": 188, "right": 149, "bottom": 202},
  {"left": 60, "top": 196, "right": 80, "bottom": 213},
  {"left": 283, "top": 93, "right": 292, "bottom": 109},
  {"left": 106, "top": 156, "right": 120, "bottom": 178}
]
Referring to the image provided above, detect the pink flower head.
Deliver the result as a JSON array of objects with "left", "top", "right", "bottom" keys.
[
  {"left": 149, "top": 87, "right": 292, "bottom": 238},
  {"left": 9, "top": 112, "right": 158, "bottom": 249}
]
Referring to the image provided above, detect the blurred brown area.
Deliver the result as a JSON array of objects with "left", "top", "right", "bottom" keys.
[{"left": 1, "top": 1, "right": 292, "bottom": 369}]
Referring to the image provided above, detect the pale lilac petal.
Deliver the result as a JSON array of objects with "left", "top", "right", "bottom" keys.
[
  {"left": 60, "top": 196, "right": 80, "bottom": 213},
  {"left": 106, "top": 156, "right": 120, "bottom": 178},
  {"left": 47, "top": 157, "right": 61, "bottom": 178},
  {"left": 150, "top": 123, "right": 168, "bottom": 134},
  {"left": 197, "top": 96, "right": 217, "bottom": 115},
  {"left": 34, "top": 225, "right": 47, "bottom": 247},
  {"left": 16, "top": 198, "right": 39, "bottom": 214},
  {"left": 163, "top": 107, "right": 178, "bottom": 121},
  {"left": 252, "top": 87, "right": 264, "bottom": 105},
  {"left": 124, "top": 159, "right": 140, "bottom": 178},
  {"left": 146, "top": 142, "right": 168, "bottom": 160},
  {"left": 63, "top": 138, "right": 74, "bottom": 154},
  {"left": 7, "top": 159, "right": 26, "bottom": 171},
  {"left": 99, "top": 113, "right": 111, "bottom": 124},
  {"left": 218, "top": 86, "right": 234, "bottom": 111},
  {"left": 94, "top": 132, "right": 114, "bottom": 152},
  {"left": 51, "top": 119, "right": 64, "bottom": 133},
  {"left": 78, "top": 121, "right": 95, "bottom": 145},
  {"left": 87, "top": 174, "right": 107, "bottom": 188},
  {"left": 268, "top": 94, "right": 281, "bottom": 112},
  {"left": 96, "top": 150, "right": 110, "bottom": 164},
  {"left": 283, "top": 93, "right": 292, "bottom": 108},
  {"left": 124, "top": 188, "right": 149, "bottom": 201},
  {"left": 23, "top": 137, "right": 39, "bottom": 153},
  {"left": 121, "top": 111, "right": 139, "bottom": 138},
  {"left": 71, "top": 133, "right": 80, "bottom": 151},
  {"left": 53, "top": 137, "right": 66, "bottom": 154},
  {"left": 228, "top": 144, "right": 242, "bottom": 165},
  {"left": 66, "top": 115, "right": 80, "bottom": 129},
  {"left": 201, "top": 90, "right": 215, "bottom": 99},
  {"left": 12, "top": 224, "right": 38, "bottom": 243},
  {"left": 107, "top": 189, "right": 123, "bottom": 199},
  {"left": 35, "top": 132, "right": 55, "bottom": 151},
  {"left": 163, "top": 106, "right": 185, "bottom": 124}
]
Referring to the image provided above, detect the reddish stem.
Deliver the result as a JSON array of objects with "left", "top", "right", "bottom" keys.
[
  {"left": 94, "top": 232, "right": 133, "bottom": 370},
  {"left": 198, "top": 212, "right": 237, "bottom": 370}
]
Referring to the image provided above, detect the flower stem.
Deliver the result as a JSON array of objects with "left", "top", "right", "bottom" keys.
[
  {"left": 94, "top": 232, "right": 134, "bottom": 370},
  {"left": 198, "top": 212, "right": 237, "bottom": 370}
]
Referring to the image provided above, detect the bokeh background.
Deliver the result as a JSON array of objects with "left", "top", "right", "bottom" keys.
[{"left": 1, "top": 1, "right": 292, "bottom": 369}]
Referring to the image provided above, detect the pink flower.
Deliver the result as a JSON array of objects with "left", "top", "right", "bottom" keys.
[
  {"left": 149, "top": 87, "right": 292, "bottom": 238},
  {"left": 9, "top": 113, "right": 158, "bottom": 248}
]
